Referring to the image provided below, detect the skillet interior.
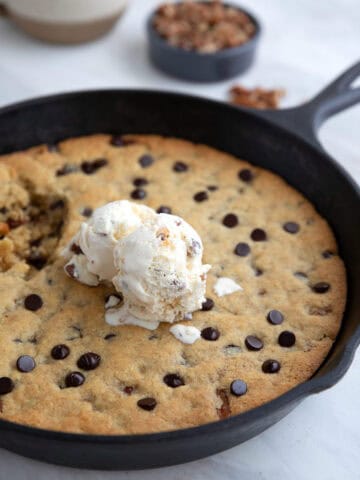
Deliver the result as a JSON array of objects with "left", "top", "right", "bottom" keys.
[{"left": 0, "top": 91, "right": 358, "bottom": 469}]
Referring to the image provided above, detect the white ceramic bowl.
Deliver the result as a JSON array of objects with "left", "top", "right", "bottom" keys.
[{"left": 2, "top": 0, "right": 128, "bottom": 43}]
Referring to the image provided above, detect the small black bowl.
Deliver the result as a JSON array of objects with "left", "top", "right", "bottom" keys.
[{"left": 147, "top": 2, "right": 261, "bottom": 83}]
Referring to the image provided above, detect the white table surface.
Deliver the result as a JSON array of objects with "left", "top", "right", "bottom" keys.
[{"left": 0, "top": 1, "right": 359, "bottom": 479}]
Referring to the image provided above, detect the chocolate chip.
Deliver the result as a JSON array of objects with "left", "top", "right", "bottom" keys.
[
  {"left": 201, "top": 298, "right": 214, "bottom": 311},
  {"left": 201, "top": 327, "right": 220, "bottom": 341},
  {"left": 81, "top": 158, "right": 108, "bottom": 175},
  {"left": 163, "top": 373, "right": 185, "bottom": 388},
  {"left": 230, "top": 379, "right": 247, "bottom": 396},
  {"left": 65, "top": 372, "right": 85, "bottom": 388},
  {"left": 77, "top": 352, "right": 101, "bottom": 371},
  {"left": 26, "top": 252, "right": 47, "bottom": 270},
  {"left": 123, "top": 386, "right": 134, "bottom": 395},
  {"left": 16, "top": 355, "right": 36, "bottom": 373},
  {"left": 193, "top": 191, "right": 208, "bottom": 202},
  {"left": 137, "top": 397, "right": 157, "bottom": 411},
  {"left": 283, "top": 222, "right": 300, "bottom": 234},
  {"left": 93, "top": 158, "right": 108, "bottom": 169},
  {"left": 110, "top": 135, "right": 125, "bottom": 146},
  {"left": 0, "top": 377, "right": 14, "bottom": 395},
  {"left": 51, "top": 344, "right": 70, "bottom": 360},
  {"left": 50, "top": 199, "right": 65, "bottom": 210},
  {"left": 70, "top": 243, "right": 83, "bottom": 255},
  {"left": 133, "top": 177, "right": 148, "bottom": 187},
  {"left": 267, "top": 310, "right": 284, "bottom": 325},
  {"left": 245, "top": 335, "right": 263, "bottom": 351},
  {"left": 7, "top": 218, "right": 25, "bottom": 229},
  {"left": 82, "top": 207, "right": 93, "bottom": 217},
  {"left": 104, "top": 333, "right": 116, "bottom": 340},
  {"left": 234, "top": 242, "right": 250, "bottom": 257},
  {"left": 322, "top": 250, "right": 334, "bottom": 259},
  {"left": 238, "top": 168, "right": 254, "bottom": 182},
  {"left": 0, "top": 207, "right": 8, "bottom": 214},
  {"left": 222, "top": 213, "right": 238, "bottom": 228},
  {"left": 139, "top": 154, "right": 154, "bottom": 168},
  {"left": 24, "top": 294, "right": 43, "bottom": 311},
  {"left": 262, "top": 359, "right": 281, "bottom": 373},
  {"left": 207, "top": 185, "right": 218, "bottom": 191},
  {"left": 131, "top": 188, "right": 146, "bottom": 200},
  {"left": 65, "top": 264, "right": 76, "bottom": 278},
  {"left": 173, "top": 161, "right": 188, "bottom": 172},
  {"left": 254, "top": 268, "right": 263, "bottom": 276},
  {"left": 157, "top": 205, "right": 172, "bottom": 214},
  {"left": 56, "top": 164, "right": 78, "bottom": 176},
  {"left": 251, "top": 228, "right": 267, "bottom": 241},
  {"left": 278, "top": 331, "right": 296, "bottom": 347},
  {"left": 312, "top": 282, "right": 330, "bottom": 293}
]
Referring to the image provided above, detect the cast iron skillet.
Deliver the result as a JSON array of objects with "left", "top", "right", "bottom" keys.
[{"left": 0, "top": 63, "right": 359, "bottom": 470}]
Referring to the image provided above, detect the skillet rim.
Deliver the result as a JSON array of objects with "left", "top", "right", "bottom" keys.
[{"left": 0, "top": 88, "right": 359, "bottom": 444}]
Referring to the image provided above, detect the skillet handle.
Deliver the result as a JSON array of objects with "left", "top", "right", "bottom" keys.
[{"left": 258, "top": 61, "right": 360, "bottom": 149}]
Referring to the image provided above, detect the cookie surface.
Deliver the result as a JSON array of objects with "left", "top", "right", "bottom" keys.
[{"left": 0, "top": 134, "right": 346, "bottom": 434}]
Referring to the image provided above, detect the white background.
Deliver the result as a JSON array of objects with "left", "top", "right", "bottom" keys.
[{"left": 0, "top": 1, "right": 359, "bottom": 479}]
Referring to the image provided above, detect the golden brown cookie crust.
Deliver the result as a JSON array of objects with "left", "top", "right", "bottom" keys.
[{"left": 0, "top": 134, "right": 346, "bottom": 434}]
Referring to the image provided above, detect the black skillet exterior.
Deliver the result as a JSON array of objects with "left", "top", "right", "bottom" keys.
[
  {"left": 147, "top": 2, "right": 261, "bottom": 82},
  {"left": 0, "top": 64, "right": 359, "bottom": 469}
]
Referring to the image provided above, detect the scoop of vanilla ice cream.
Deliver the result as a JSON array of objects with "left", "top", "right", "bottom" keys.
[
  {"left": 63, "top": 201, "right": 210, "bottom": 330},
  {"left": 109, "top": 213, "right": 210, "bottom": 328},
  {"left": 64, "top": 200, "right": 156, "bottom": 284}
]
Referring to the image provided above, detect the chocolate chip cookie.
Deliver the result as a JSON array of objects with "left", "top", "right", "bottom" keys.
[{"left": 0, "top": 135, "right": 346, "bottom": 434}]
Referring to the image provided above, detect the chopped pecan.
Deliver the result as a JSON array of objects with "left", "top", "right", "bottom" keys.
[
  {"left": 153, "top": 1, "right": 256, "bottom": 53},
  {"left": 230, "top": 85, "right": 286, "bottom": 109}
]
